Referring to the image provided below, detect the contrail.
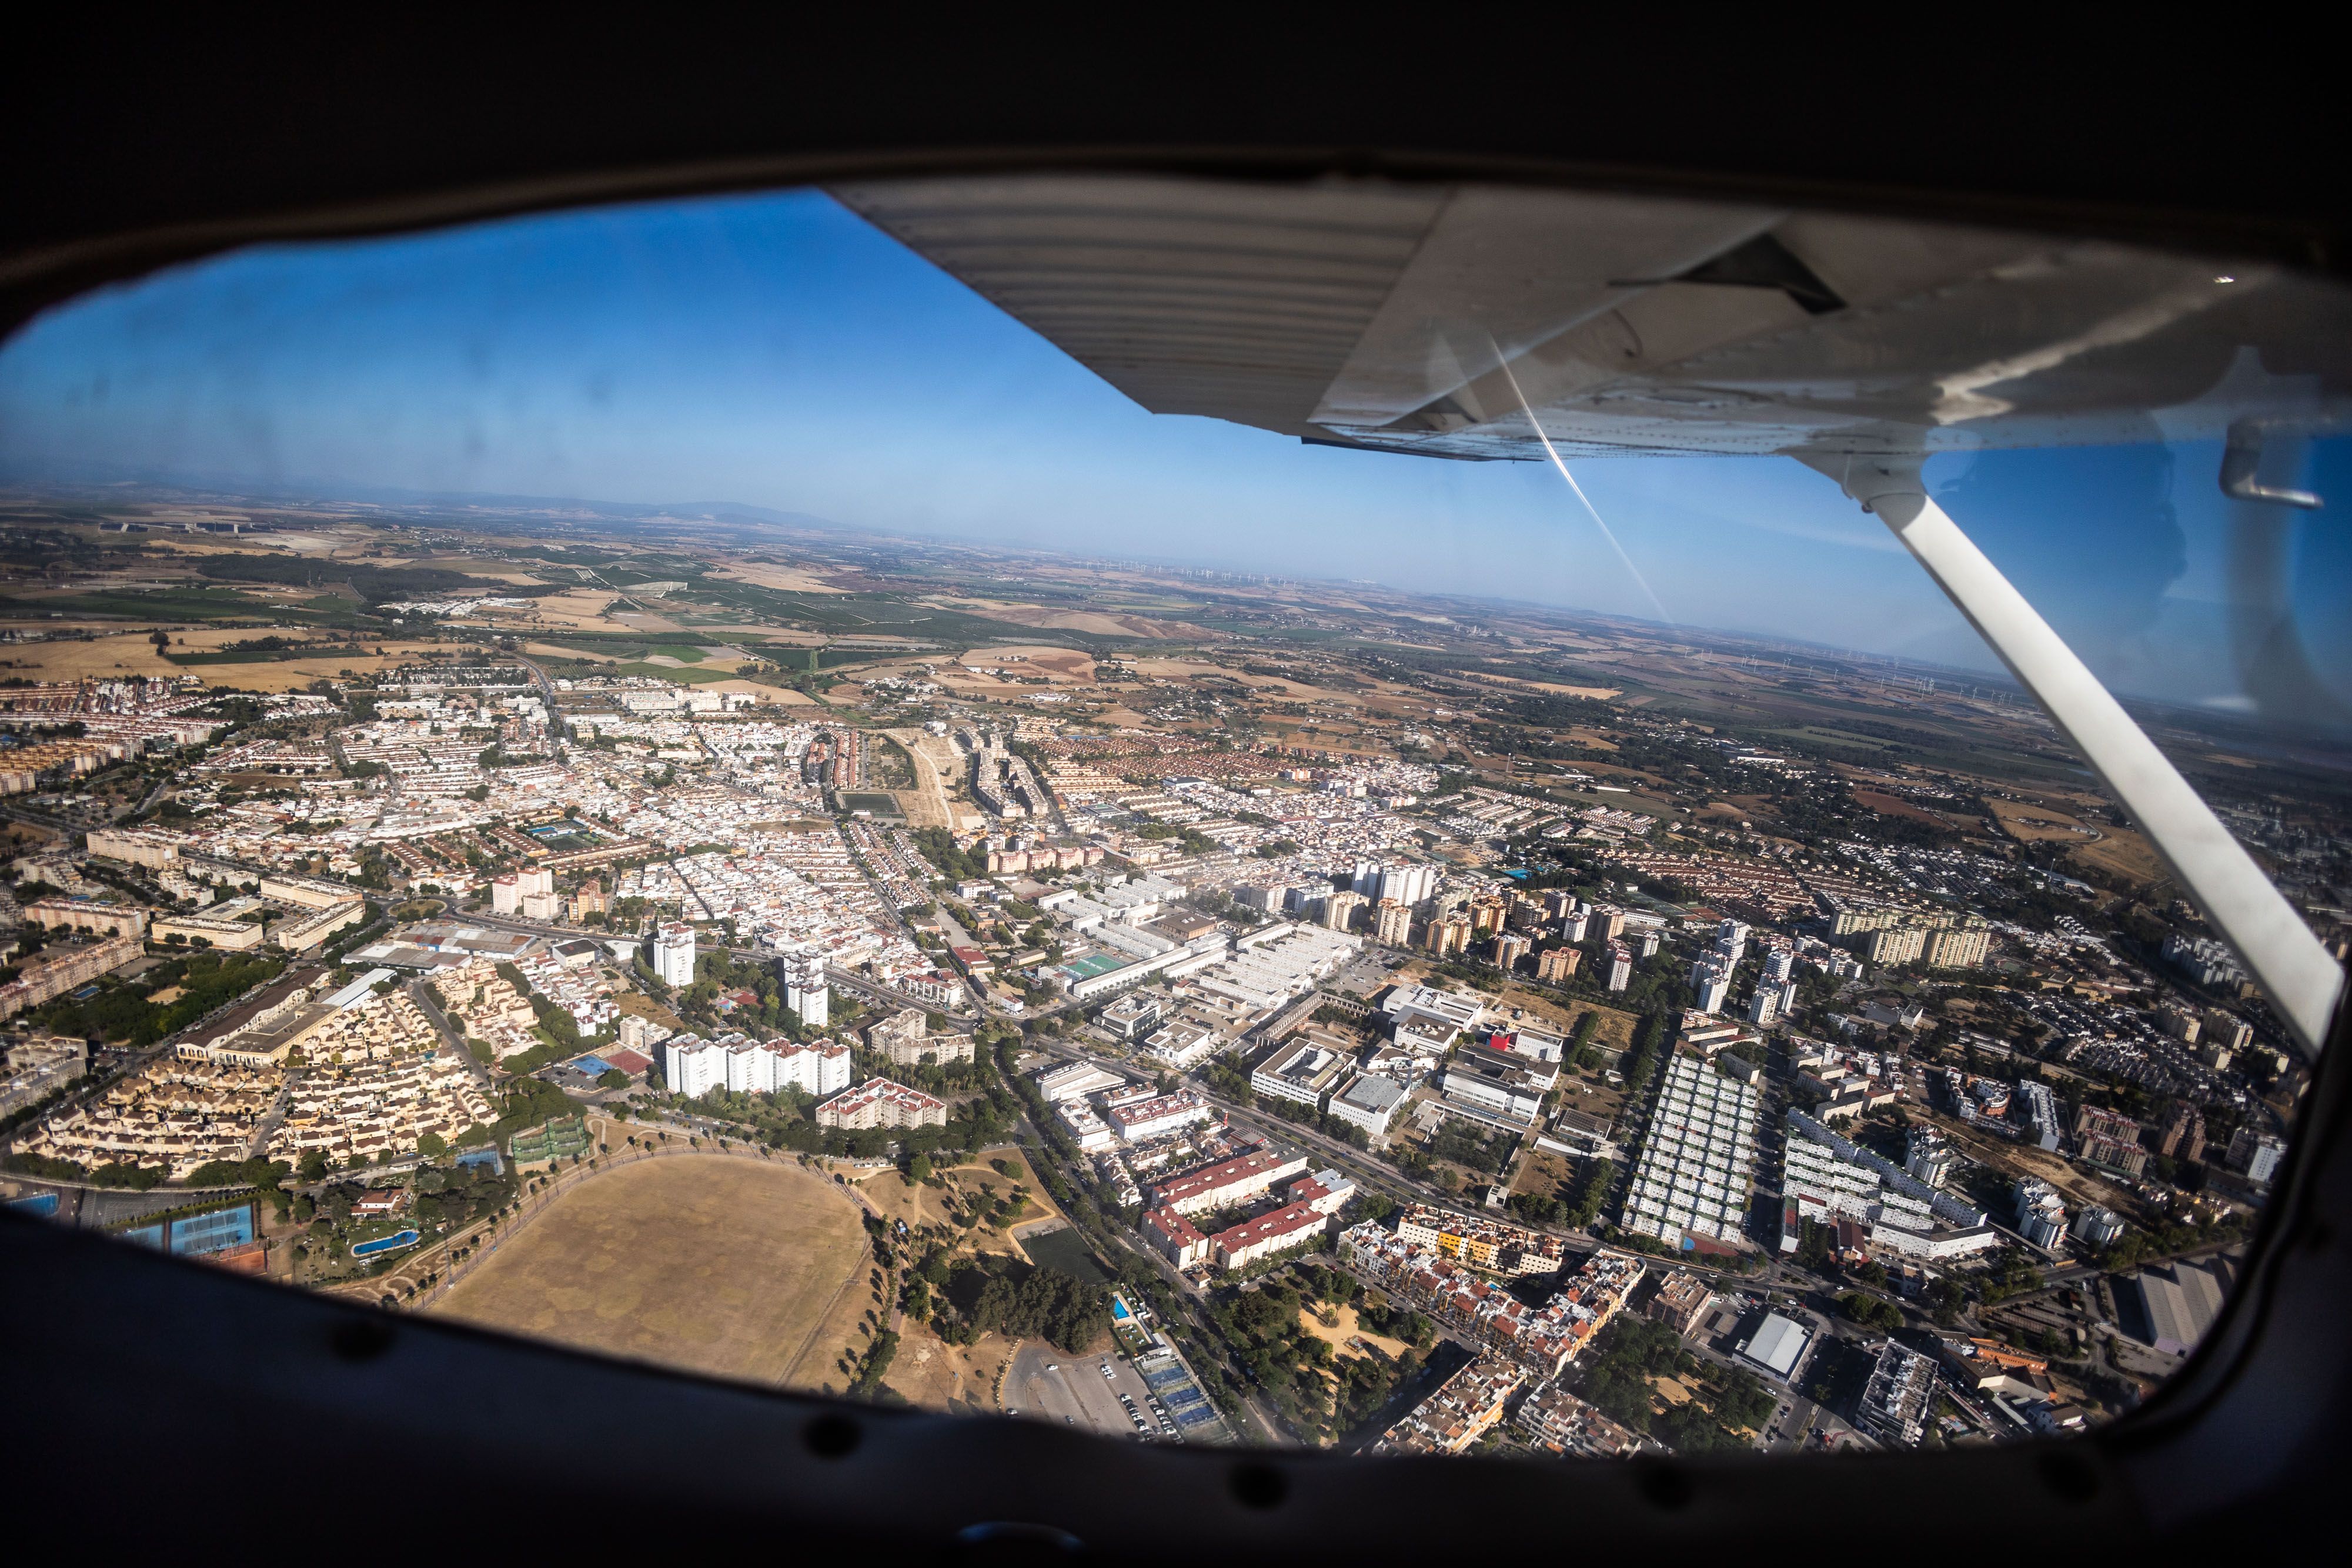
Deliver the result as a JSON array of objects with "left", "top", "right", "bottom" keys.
[{"left": 1488, "top": 345, "right": 1674, "bottom": 626}]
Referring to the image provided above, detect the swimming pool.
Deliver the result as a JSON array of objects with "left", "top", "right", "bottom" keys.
[{"left": 351, "top": 1229, "right": 420, "bottom": 1259}]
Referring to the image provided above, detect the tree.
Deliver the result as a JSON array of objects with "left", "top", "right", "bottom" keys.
[
  {"left": 1838, "top": 1292, "right": 1904, "bottom": 1332},
  {"left": 416, "top": 1131, "right": 446, "bottom": 1157}
]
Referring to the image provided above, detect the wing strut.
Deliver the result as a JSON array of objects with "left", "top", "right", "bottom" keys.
[{"left": 1798, "top": 450, "right": 2345, "bottom": 1058}]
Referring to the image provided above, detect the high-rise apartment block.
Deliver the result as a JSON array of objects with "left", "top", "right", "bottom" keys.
[
  {"left": 2227, "top": 1126, "right": 2286, "bottom": 1185},
  {"left": 1923, "top": 925, "right": 1990, "bottom": 969},
  {"left": 1428, "top": 914, "right": 1471, "bottom": 957},
  {"left": 652, "top": 922, "right": 697, "bottom": 988},
  {"left": 1868, "top": 925, "right": 1928, "bottom": 966},
  {"left": 1352, "top": 860, "right": 1436, "bottom": 908},
  {"left": 1374, "top": 898, "right": 1414, "bottom": 946},
  {"left": 783, "top": 954, "right": 829, "bottom": 1028},
  {"left": 1536, "top": 945, "right": 1581, "bottom": 984},
  {"left": 2158, "top": 1102, "right": 2206, "bottom": 1163},
  {"left": 1321, "top": 890, "right": 1368, "bottom": 931}
]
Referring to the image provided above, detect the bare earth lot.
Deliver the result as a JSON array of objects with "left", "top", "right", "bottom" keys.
[{"left": 431, "top": 1156, "right": 868, "bottom": 1387}]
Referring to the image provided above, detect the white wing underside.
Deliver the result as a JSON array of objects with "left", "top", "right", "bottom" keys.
[{"left": 832, "top": 174, "right": 2352, "bottom": 462}]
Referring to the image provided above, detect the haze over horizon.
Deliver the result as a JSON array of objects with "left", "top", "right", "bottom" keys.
[{"left": 4, "top": 187, "right": 2347, "bottom": 714}]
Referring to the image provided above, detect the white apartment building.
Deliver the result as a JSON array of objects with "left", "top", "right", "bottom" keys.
[
  {"left": 653, "top": 921, "right": 697, "bottom": 988},
  {"left": 783, "top": 954, "right": 830, "bottom": 1028},
  {"left": 664, "top": 1032, "right": 850, "bottom": 1099},
  {"left": 664, "top": 1034, "right": 729, "bottom": 1097}
]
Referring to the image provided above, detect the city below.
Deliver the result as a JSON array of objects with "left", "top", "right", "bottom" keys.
[{"left": 0, "top": 486, "right": 2336, "bottom": 1459}]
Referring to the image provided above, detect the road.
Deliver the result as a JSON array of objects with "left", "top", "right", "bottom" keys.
[{"left": 407, "top": 975, "right": 498, "bottom": 1093}]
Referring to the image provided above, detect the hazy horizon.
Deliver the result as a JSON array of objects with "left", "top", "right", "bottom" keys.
[{"left": 4, "top": 186, "right": 2347, "bottom": 716}]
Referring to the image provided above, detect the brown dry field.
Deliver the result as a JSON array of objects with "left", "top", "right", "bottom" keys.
[
  {"left": 797, "top": 1234, "right": 890, "bottom": 1395},
  {"left": 926, "top": 596, "right": 1198, "bottom": 640},
  {"left": 1514, "top": 1146, "right": 1578, "bottom": 1201},
  {"left": 2069, "top": 826, "right": 2166, "bottom": 887},
  {"left": 1853, "top": 790, "right": 1953, "bottom": 828},
  {"left": 509, "top": 589, "right": 627, "bottom": 630},
  {"left": 882, "top": 1323, "right": 1018, "bottom": 1411},
  {"left": 713, "top": 561, "right": 853, "bottom": 594},
  {"left": 1919, "top": 1106, "right": 2144, "bottom": 1218},
  {"left": 1990, "top": 791, "right": 2164, "bottom": 884},
  {"left": 612, "top": 991, "right": 689, "bottom": 1033},
  {"left": 430, "top": 1155, "right": 869, "bottom": 1387},
  {"left": 1987, "top": 798, "right": 2098, "bottom": 842},
  {"left": 937, "top": 644, "right": 1100, "bottom": 681},
  {"left": 0, "top": 628, "right": 445, "bottom": 688},
  {"left": 1459, "top": 670, "right": 1621, "bottom": 701}
]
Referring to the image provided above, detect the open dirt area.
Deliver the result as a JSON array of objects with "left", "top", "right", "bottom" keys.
[
  {"left": 1989, "top": 791, "right": 2165, "bottom": 885},
  {"left": 430, "top": 1155, "right": 869, "bottom": 1388},
  {"left": 1296, "top": 1302, "right": 1409, "bottom": 1362},
  {"left": 891, "top": 728, "right": 971, "bottom": 829},
  {"left": 1854, "top": 790, "right": 1955, "bottom": 828},
  {"left": 509, "top": 589, "right": 629, "bottom": 630},
  {"left": 881, "top": 1323, "right": 1018, "bottom": 1412}
]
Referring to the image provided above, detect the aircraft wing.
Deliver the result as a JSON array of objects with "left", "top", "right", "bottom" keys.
[{"left": 832, "top": 174, "right": 2352, "bottom": 460}]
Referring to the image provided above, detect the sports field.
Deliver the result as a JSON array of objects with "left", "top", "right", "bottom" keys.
[{"left": 431, "top": 1156, "right": 868, "bottom": 1387}]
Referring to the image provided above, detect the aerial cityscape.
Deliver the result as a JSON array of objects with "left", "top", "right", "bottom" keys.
[
  {"left": 0, "top": 483, "right": 2334, "bottom": 1459},
  {"left": 0, "top": 486, "right": 2324, "bottom": 1457}
]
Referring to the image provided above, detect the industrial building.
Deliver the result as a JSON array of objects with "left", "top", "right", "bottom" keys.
[
  {"left": 2124, "top": 1259, "right": 2230, "bottom": 1356},
  {"left": 1739, "top": 1310, "right": 1813, "bottom": 1380}
]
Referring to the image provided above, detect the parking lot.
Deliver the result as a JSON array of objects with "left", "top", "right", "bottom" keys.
[{"left": 1005, "top": 1342, "right": 1181, "bottom": 1441}]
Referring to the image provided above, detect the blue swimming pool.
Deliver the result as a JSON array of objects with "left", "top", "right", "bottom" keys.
[{"left": 351, "top": 1229, "right": 420, "bottom": 1259}]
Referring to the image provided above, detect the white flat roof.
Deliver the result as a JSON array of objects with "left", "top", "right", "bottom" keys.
[{"left": 1744, "top": 1312, "right": 1810, "bottom": 1379}]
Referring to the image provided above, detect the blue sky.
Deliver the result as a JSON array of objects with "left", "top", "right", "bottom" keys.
[{"left": 2, "top": 187, "right": 2344, "bottom": 718}]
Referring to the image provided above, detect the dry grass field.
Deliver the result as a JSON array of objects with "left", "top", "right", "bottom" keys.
[
  {"left": 1987, "top": 796, "right": 2165, "bottom": 885},
  {"left": 431, "top": 1155, "right": 868, "bottom": 1387},
  {"left": 880, "top": 1323, "right": 1017, "bottom": 1412},
  {"left": 0, "top": 628, "right": 446, "bottom": 689}
]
